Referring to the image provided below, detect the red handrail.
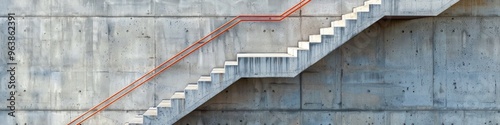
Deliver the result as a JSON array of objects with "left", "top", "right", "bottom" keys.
[{"left": 68, "top": 0, "right": 311, "bottom": 124}]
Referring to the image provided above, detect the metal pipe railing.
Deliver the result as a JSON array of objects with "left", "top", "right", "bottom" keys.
[{"left": 68, "top": 0, "right": 311, "bottom": 124}]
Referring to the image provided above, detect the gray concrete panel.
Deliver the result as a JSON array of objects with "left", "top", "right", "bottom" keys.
[
  {"left": 178, "top": 111, "right": 500, "bottom": 125},
  {"left": 441, "top": 0, "right": 500, "bottom": 17},
  {"left": 433, "top": 17, "right": 500, "bottom": 109},
  {"left": 301, "top": 51, "right": 342, "bottom": 109},
  {"left": 176, "top": 111, "right": 301, "bottom": 125},
  {"left": 198, "top": 78, "right": 301, "bottom": 110},
  {"left": 1, "top": 0, "right": 498, "bottom": 124}
]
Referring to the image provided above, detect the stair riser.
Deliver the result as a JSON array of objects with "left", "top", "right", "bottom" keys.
[
  {"left": 197, "top": 81, "right": 212, "bottom": 98},
  {"left": 156, "top": 107, "right": 170, "bottom": 118},
  {"left": 143, "top": 115, "right": 156, "bottom": 125},
  {"left": 223, "top": 65, "right": 239, "bottom": 80},
  {"left": 184, "top": 90, "right": 200, "bottom": 107},
  {"left": 210, "top": 73, "right": 224, "bottom": 88},
  {"left": 169, "top": 99, "right": 185, "bottom": 117},
  {"left": 237, "top": 57, "right": 299, "bottom": 77}
]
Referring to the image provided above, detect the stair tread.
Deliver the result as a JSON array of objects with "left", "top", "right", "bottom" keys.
[
  {"left": 365, "top": 0, "right": 382, "bottom": 5},
  {"left": 237, "top": 53, "right": 294, "bottom": 57},
  {"left": 185, "top": 84, "right": 198, "bottom": 90},
  {"left": 353, "top": 5, "right": 370, "bottom": 12},
  {"left": 320, "top": 27, "right": 335, "bottom": 35},
  {"left": 211, "top": 68, "right": 225, "bottom": 73},
  {"left": 144, "top": 107, "right": 157, "bottom": 116},
  {"left": 332, "top": 20, "right": 346, "bottom": 27},
  {"left": 309, "top": 35, "right": 322, "bottom": 43},
  {"left": 342, "top": 12, "right": 357, "bottom": 20},
  {"left": 171, "top": 92, "right": 185, "bottom": 99},
  {"left": 298, "top": 42, "right": 310, "bottom": 49},
  {"left": 158, "top": 100, "right": 171, "bottom": 107},
  {"left": 198, "top": 76, "right": 211, "bottom": 81},
  {"left": 128, "top": 116, "right": 143, "bottom": 124},
  {"left": 225, "top": 61, "right": 238, "bottom": 66}
]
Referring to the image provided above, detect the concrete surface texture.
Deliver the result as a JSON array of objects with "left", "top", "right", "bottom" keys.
[
  {"left": 176, "top": 0, "right": 500, "bottom": 124},
  {"left": 141, "top": 0, "right": 389, "bottom": 124},
  {"left": 0, "top": 0, "right": 368, "bottom": 124},
  {"left": 0, "top": 0, "right": 497, "bottom": 124}
]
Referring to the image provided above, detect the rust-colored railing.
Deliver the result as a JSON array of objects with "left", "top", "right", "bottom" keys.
[{"left": 68, "top": 0, "right": 311, "bottom": 124}]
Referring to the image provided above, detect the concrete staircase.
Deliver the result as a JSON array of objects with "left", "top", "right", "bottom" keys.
[{"left": 126, "top": 0, "right": 459, "bottom": 124}]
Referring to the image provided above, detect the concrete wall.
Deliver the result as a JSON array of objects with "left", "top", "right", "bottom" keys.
[
  {"left": 0, "top": 0, "right": 368, "bottom": 124},
  {"left": 0, "top": 0, "right": 497, "bottom": 124},
  {"left": 177, "top": 0, "right": 500, "bottom": 124}
]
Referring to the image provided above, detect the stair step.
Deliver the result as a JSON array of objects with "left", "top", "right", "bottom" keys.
[
  {"left": 353, "top": 4, "right": 370, "bottom": 12},
  {"left": 198, "top": 76, "right": 211, "bottom": 82},
  {"left": 223, "top": 62, "right": 239, "bottom": 78},
  {"left": 171, "top": 91, "right": 185, "bottom": 99},
  {"left": 144, "top": 107, "right": 157, "bottom": 116},
  {"left": 224, "top": 61, "right": 238, "bottom": 66},
  {"left": 237, "top": 53, "right": 294, "bottom": 57},
  {"left": 298, "top": 41, "right": 310, "bottom": 49},
  {"left": 309, "top": 35, "right": 322, "bottom": 43},
  {"left": 142, "top": 107, "right": 157, "bottom": 124},
  {"left": 210, "top": 69, "right": 226, "bottom": 85},
  {"left": 365, "top": 0, "right": 382, "bottom": 5},
  {"left": 184, "top": 83, "right": 200, "bottom": 107},
  {"left": 198, "top": 76, "right": 213, "bottom": 89},
  {"left": 349, "top": 0, "right": 380, "bottom": 16},
  {"left": 155, "top": 99, "right": 171, "bottom": 118},
  {"left": 342, "top": 12, "right": 358, "bottom": 20},
  {"left": 332, "top": 20, "right": 346, "bottom": 27},
  {"left": 185, "top": 83, "right": 198, "bottom": 90},
  {"left": 142, "top": 107, "right": 158, "bottom": 124},
  {"left": 157, "top": 99, "right": 171, "bottom": 108},
  {"left": 169, "top": 92, "right": 185, "bottom": 115},
  {"left": 211, "top": 68, "right": 225, "bottom": 73},
  {"left": 288, "top": 47, "right": 308, "bottom": 56},
  {"left": 320, "top": 27, "right": 335, "bottom": 35}
]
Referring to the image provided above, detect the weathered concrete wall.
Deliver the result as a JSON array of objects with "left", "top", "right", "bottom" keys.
[
  {"left": 0, "top": 0, "right": 367, "bottom": 124},
  {"left": 0, "top": 0, "right": 497, "bottom": 124},
  {"left": 177, "top": 0, "right": 500, "bottom": 124}
]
